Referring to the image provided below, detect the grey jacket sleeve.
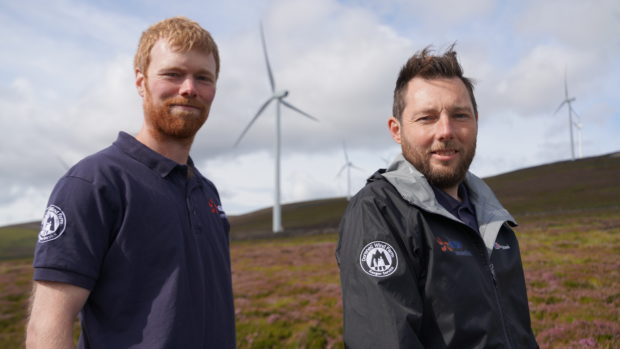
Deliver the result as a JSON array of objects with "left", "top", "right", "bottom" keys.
[{"left": 337, "top": 194, "right": 425, "bottom": 348}]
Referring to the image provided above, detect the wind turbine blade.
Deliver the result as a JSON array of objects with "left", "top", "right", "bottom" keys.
[
  {"left": 343, "top": 143, "right": 349, "bottom": 162},
  {"left": 260, "top": 23, "right": 276, "bottom": 93},
  {"left": 281, "top": 100, "right": 319, "bottom": 121},
  {"left": 564, "top": 69, "right": 569, "bottom": 99},
  {"left": 554, "top": 100, "right": 567, "bottom": 115},
  {"left": 234, "top": 97, "right": 276, "bottom": 146},
  {"left": 569, "top": 105, "right": 581, "bottom": 120},
  {"left": 351, "top": 164, "right": 364, "bottom": 171},
  {"left": 337, "top": 164, "right": 347, "bottom": 177},
  {"left": 56, "top": 156, "right": 70, "bottom": 170}
]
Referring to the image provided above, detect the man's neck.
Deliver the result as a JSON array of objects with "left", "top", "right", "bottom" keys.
[{"left": 135, "top": 127, "right": 193, "bottom": 165}]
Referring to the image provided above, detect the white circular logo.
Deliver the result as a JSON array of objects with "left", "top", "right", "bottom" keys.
[
  {"left": 359, "top": 241, "right": 398, "bottom": 277},
  {"left": 38, "top": 205, "right": 66, "bottom": 243}
]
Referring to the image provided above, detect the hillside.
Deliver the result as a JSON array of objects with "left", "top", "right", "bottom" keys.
[
  {"left": 484, "top": 152, "right": 620, "bottom": 216},
  {"left": 2, "top": 151, "right": 619, "bottom": 256},
  {"left": 228, "top": 197, "right": 348, "bottom": 239}
]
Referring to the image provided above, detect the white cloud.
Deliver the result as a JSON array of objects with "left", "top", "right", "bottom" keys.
[
  {"left": 518, "top": 0, "right": 620, "bottom": 50},
  {"left": 0, "top": 0, "right": 619, "bottom": 226}
]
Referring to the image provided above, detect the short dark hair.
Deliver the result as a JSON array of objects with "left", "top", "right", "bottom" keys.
[{"left": 392, "top": 44, "right": 477, "bottom": 119}]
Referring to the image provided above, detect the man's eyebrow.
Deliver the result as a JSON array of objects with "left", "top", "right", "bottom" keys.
[
  {"left": 449, "top": 105, "right": 474, "bottom": 113},
  {"left": 411, "top": 107, "right": 440, "bottom": 114},
  {"left": 157, "top": 66, "right": 215, "bottom": 77},
  {"left": 195, "top": 69, "right": 215, "bottom": 77}
]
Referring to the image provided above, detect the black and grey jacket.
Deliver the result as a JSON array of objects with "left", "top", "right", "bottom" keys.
[{"left": 336, "top": 154, "right": 538, "bottom": 348}]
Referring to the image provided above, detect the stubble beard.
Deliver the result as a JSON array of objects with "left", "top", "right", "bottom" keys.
[
  {"left": 143, "top": 88, "right": 208, "bottom": 141},
  {"left": 402, "top": 138, "right": 476, "bottom": 189}
]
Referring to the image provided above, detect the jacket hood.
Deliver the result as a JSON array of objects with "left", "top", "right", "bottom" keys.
[{"left": 380, "top": 153, "right": 517, "bottom": 255}]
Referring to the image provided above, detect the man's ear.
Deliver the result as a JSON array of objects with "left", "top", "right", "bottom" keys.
[
  {"left": 135, "top": 69, "right": 145, "bottom": 98},
  {"left": 388, "top": 116, "right": 402, "bottom": 144}
]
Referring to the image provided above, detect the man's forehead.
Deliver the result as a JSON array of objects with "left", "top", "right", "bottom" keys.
[
  {"left": 402, "top": 77, "right": 474, "bottom": 115},
  {"left": 149, "top": 40, "right": 216, "bottom": 70},
  {"left": 407, "top": 76, "right": 466, "bottom": 90},
  {"left": 151, "top": 38, "right": 211, "bottom": 56}
]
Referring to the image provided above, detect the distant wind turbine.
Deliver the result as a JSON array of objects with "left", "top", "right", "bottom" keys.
[
  {"left": 234, "top": 23, "right": 319, "bottom": 233},
  {"left": 554, "top": 71, "right": 580, "bottom": 160},
  {"left": 572, "top": 114, "right": 583, "bottom": 159},
  {"left": 56, "top": 156, "right": 70, "bottom": 171},
  {"left": 337, "top": 143, "right": 362, "bottom": 200}
]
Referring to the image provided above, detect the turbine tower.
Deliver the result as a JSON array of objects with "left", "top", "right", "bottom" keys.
[
  {"left": 554, "top": 71, "right": 578, "bottom": 160},
  {"left": 235, "top": 24, "right": 318, "bottom": 233},
  {"left": 572, "top": 113, "right": 583, "bottom": 159},
  {"left": 337, "top": 143, "right": 361, "bottom": 200}
]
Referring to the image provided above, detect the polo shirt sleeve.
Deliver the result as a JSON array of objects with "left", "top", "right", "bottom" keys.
[
  {"left": 336, "top": 191, "right": 425, "bottom": 349},
  {"left": 33, "top": 174, "right": 120, "bottom": 290}
]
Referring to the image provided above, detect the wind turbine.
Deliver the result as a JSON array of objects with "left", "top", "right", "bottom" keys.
[
  {"left": 337, "top": 143, "right": 362, "bottom": 200},
  {"left": 572, "top": 111, "right": 583, "bottom": 159},
  {"left": 554, "top": 71, "right": 578, "bottom": 160},
  {"left": 56, "top": 156, "right": 70, "bottom": 171},
  {"left": 234, "top": 24, "right": 318, "bottom": 233}
]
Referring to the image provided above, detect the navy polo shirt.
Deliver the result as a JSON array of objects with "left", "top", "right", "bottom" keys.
[
  {"left": 33, "top": 132, "right": 236, "bottom": 349},
  {"left": 431, "top": 183, "right": 480, "bottom": 234}
]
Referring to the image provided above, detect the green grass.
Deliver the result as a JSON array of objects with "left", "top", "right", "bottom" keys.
[{"left": 0, "top": 227, "right": 37, "bottom": 262}]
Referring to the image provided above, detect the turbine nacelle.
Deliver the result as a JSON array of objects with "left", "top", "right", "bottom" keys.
[{"left": 274, "top": 90, "right": 289, "bottom": 99}]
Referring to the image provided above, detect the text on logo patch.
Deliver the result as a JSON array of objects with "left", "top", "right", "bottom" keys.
[
  {"left": 38, "top": 205, "right": 67, "bottom": 243},
  {"left": 359, "top": 241, "right": 398, "bottom": 277}
]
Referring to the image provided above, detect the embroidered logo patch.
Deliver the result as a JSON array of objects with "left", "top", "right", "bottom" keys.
[
  {"left": 38, "top": 205, "right": 66, "bottom": 243},
  {"left": 436, "top": 237, "right": 472, "bottom": 256},
  {"left": 208, "top": 199, "right": 227, "bottom": 218},
  {"left": 494, "top": 242, "right": 511, "bottom": 250},
  {"left": 359, "top": 241, "right": 398, "bottom": 277}
]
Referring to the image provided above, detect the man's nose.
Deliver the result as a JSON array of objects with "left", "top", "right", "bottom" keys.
[
  {"left": 436, "top": 114, "right": 455, "bottom": 140},
  {"left": 179, "top": 78, "right": 197, "bottom": 98}
]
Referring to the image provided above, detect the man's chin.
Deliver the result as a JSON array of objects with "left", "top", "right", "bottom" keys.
[{"left": 426, "top": 164, "right": 468, "bottom": 186}]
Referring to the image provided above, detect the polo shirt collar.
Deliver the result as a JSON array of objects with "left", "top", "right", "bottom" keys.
[
  {"left": 114, "top": 131, "right": 189, "bottom": 178},
  {"left": 431, "top": 182, "right": 471, "bottom": 213}
]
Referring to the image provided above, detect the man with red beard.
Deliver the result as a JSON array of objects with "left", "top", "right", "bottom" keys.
[
  {"left": 337, "top": 46, "right": 538, "bottom": 348},
  {"left": 27, "top": 17, "right": 235, "bottom": 349}
]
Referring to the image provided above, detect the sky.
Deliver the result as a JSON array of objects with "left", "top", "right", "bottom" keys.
[{"left": 1, "top": 0, "right": 619, "bottom": 226}]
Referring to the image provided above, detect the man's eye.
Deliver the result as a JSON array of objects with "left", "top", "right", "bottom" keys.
[
  {"left": 196, "top": 75, "right": 213, "bottom": 83},
  {"left": 164, "top": 72, "right": 180, "bottom": 78}
]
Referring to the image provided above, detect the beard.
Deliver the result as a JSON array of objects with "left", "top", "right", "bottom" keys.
[
  {"left": 143, "top": 89, "right": 208, "bottom": 140},
  {"left": 402, "top": 138, "right": 476, "bottom": 189}
]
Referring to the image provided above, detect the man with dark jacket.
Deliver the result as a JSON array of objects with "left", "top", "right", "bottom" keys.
[{"left": 336, "top": 46, "right": 538, "bottom": 348}]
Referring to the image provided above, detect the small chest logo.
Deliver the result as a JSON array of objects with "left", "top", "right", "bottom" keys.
[
  {"left": 436, "top": 237, "right": 472, "bottom": 256},
  {"left": 359, "top": 241, "right": 398, "bottom": 277},
  {"left": 494, "top": 242, "right": 511, "bottom": 250},
  {"left": 38, "top": 205, "right": 66, "bottom": 243},
  {"left": 208, "top": 199, "right": 227, "bottom": 218}
]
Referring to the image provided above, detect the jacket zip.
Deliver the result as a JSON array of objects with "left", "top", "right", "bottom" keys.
[{"left": 467, "top": 224, "right": 514, "bottom": 349}]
